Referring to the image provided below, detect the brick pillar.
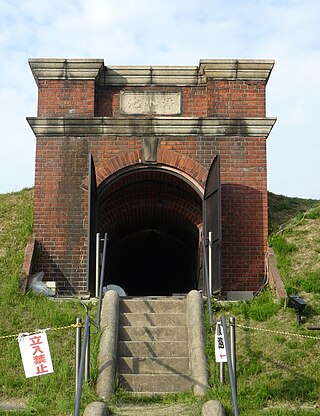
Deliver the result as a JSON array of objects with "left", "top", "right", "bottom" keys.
[{"left": 28, "top": 59, "right": 104, "bottom": 295}]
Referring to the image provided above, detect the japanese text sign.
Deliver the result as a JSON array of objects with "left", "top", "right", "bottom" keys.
[
  {"left": 215, "top": 320, "right": 228, "bottom": 363},
  {"left": 18, "top": 332, "right": 54, "bottom": 378}
]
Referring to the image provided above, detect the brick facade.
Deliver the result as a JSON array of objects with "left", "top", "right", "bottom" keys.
[{"left": 28, "top": 58, "right": 276, "bottom": 297}]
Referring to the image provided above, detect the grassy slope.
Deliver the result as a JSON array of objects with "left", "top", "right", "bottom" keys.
[
  {"left": 0, "top": 189, "right": 319, "bottom": 415},
  {"left": 0, "top": 189, "right": 97, "bottom": 415},
  {"left": 268, "top": 191, "right": 319, "bottom": 234}
]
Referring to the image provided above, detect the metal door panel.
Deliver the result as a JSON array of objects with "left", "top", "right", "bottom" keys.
[
  {"left": 86, "top": 153, "right": 98, "bottom": 294},
  {"left": 203, "top": 154, "right": 221, "bottom": 295}
]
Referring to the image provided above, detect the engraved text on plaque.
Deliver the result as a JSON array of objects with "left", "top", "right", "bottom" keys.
[{"left": 120, "top": 92, "right": 181, "bottom": 115}]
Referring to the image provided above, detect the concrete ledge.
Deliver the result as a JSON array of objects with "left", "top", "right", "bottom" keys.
[
  {"left": 83, "top": 402, "right": 109, "bottom": 416},
  {"left": 29, "top": 58, "right": 104, "bottom": 84},
  {"left": 99, "top": 65, "right": 200, "bottom": 86},
  {"left": 202, "top": 400, "right": 226, "bottom": 416},
  {"left": 20, "top": 236, "right": 36, "bottom": 294},
  {"left": 96, "top": 290, "right": 119, "bottom": 400},
  {"left": 27, "top": 117, "right": 276, "bottom": 138},
  {"left": 186, "top": 290, "right": 209, "bottom": 395},
  {"left": 0, "top": 399, "right": 27, "bottom": 411},
  {"left": 267, "top": 247, "right": 288, "bottom": 299},
  {"left": 199, "top": 59, "right": 274, "bottom": 81}
]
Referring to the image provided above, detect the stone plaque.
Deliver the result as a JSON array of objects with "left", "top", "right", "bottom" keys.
[{"left": 120, "top": 92, "right": 181, "bottom": 115}]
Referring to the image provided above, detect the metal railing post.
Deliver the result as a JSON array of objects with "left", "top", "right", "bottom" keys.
[
  {"left": 96, "top": 232, "right": 108, "bottom": 328},
  {"left": 229, "top": 316, "right": 237, "bottom": 393},
  {"left": 221, "top": 315, "right": 239, "bottom": 416},
  {"left": 201, "top": 231, "right": 213, "bottom": 329},
  {"left": 208, "top": 231, "right": 213, "bottom": 295},
  {"left": 95, "top": 233, "right": 100, "bottom": 298},
  {"left": 75, "top": 317, "right": 82, "bottom": 395},
  {"left": 74, "top": 314, "right": 90, "bottom": 416},
  {"left": 74, "top": 232, "right": 109, "bottom": 414},
  {"left": 219, "top": 362, "right": 225, "bottom": 384},
  {"left": 84, "top": 319, "right": 90, "bottom": 382}
]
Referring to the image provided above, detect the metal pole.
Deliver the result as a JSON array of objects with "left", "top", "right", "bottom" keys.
[
  {"left": 221, "top": 315, "right": 239, "bottom": 416},
  {"left": 208, "top": 231, "right": 212, "bottom": 295},
  {"left": 229, "top": 316, "right": 237, "bottom": 393},
  {"left": 96, "top": 233, "right": 108, "bottom": 328},
  {"left": 201, "top": 231, "right": 213, "bottom": 329},
  {"left": 75, "top": 317, "right": 82, "bottom": 396},
  {"left": 219, "top": 362, "right": 225, "bottom": 384},
  {"left": 74, "top": 314, "right": 90, "bottom": 416},
  {"left": 95, "top": 232, "right": 100, "bottom": 298},
  {"left": 84, "top": 319, "right": 90, "bottom": 382}
]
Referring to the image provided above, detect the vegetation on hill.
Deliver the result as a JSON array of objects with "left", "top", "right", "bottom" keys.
[
  {"left": 0, "top": 189, "right": 319, "bottom": 415},
  {"left": 0, "top": 188, "right": 96, "bottom": 414},
  {"left": 268, "top": 191, "right": 319, "bottom": 234}
]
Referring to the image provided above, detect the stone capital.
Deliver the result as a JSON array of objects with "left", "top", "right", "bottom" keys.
[
  {"left": 29, "top": 58, "right": 105, "bottom": 85},
  {"left": 199, "top": 59, "right": 274, "bottom": 82}
]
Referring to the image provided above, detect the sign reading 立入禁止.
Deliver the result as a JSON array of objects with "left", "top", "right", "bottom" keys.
[
  {"left": 215, "top": 320, "right": 228, "bottom": 363},
  {"left": 18, "top": 332, "right": 54, "bottom": 378}
]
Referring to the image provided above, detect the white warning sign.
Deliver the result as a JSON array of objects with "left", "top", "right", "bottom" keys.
[
  {"left": 215, "top": 320, "right": 228, "bottom": 363},
  {"left": 18, "top": 332, "right": 54, "bottom": 378}
]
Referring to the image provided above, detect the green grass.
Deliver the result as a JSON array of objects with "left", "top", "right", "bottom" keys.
[
  {"left": 305, "top": 206, "right": 320, "bottom": 220},
  {"left": 203, "top": 291, "right": 320, "bottom": 415},
  {"left": 0, "top": 189, "right": 99, "bottom": 415},
  {"left": 269, "top": 203, "right": 320, "bottom": 301},
  {"left": 268, "top": 192, "right": 319, "bottom": 234},
  {"left": 1, "top": 189, "right": 320, "bottom": 415}
]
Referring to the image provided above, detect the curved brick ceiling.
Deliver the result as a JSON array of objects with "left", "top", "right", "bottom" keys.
[{"left": 98, "top": 168, "right": 202, "bottom": 248}]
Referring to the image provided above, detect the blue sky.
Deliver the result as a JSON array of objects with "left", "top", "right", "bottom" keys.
[{"left": 0, "top": 0, "right": 319, "bottom": 198}]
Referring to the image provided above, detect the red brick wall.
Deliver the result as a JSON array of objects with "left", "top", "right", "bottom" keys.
[
  {"left": 33, "top": 137, "right": 89, "bottom": 293},
  {"left": 33, "top": 135, "right": 267, "bottom": 295},
  {"left": 38, "top": 80, "right": 96, "bottom": 117},
  {"left": 31, "top": 65, "right": 270, "bottom": 296},
  {"left": 37, "top": 80, "right": 266, "bottom": 118},
  {"left": 207, "top": 80, "right": 266, "bottom": 117}
]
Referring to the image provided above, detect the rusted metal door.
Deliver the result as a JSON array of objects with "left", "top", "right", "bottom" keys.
[
  {"left": 86, "top": 153, "right": 98, "bottom": 294},
  {"left": 203, "top": 154, "right": 222, "bottom": 295}
]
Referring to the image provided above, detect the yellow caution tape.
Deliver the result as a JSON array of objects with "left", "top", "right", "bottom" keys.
[
  {"left": 0, "top": 322, "right": 83, "bottom": 341},
  {"left": 236, "top": 323, "right": 320, "bottom": 340}
]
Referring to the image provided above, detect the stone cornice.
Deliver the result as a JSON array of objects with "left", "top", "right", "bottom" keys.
[
  {"left": 199, "top": 59, "right": 274, "bottom": 82},
  {"left": 29, "top": 58, "right": 105, "bottom": 85},
  {"left": 97, "top": 59, "right": 274, "bottom": 86},
  {"left": 28, "top": 58, "right": 274, "bottom": 86},
  {"left": 97, "top": 66, "right": 201, "bottom": 86},
  {"left": 27, "top": 117, "right": 276, "bottom": 138}
]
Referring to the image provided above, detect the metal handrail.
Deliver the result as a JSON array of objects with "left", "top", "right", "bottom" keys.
[
  {"left": 74, "top": 232, "right": 108, "bottom": 416},
  {"left": 201, "top": 230, "right": 214, "bottom": 329},
  {"left": 221, "top": 315, "right": 239, "bottom": 416}
]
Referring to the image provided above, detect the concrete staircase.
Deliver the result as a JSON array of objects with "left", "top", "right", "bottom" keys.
[
  {"left": 117, "top": 297, "right": 192, "bottom": 395},
  {"left": 96, "top": 290, "right": 209, "bottom": 399}
]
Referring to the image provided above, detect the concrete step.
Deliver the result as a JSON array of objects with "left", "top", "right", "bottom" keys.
[
  {"left": 118, "top": 341, "right": 188, "bottom": 358},
  {"left": 119, "top": 313, "right": 186, "bottom": 327},
  {"left": 108, "top": 403, "right": 199, "bottom": 415},
  {"left": 118, "top": 373, "right": 193, "bottom": 393},
  {"left": 118, "top": 356, "right": 190, "bottom": 375},
  {"left": 119, "top": 326, "right": 187, "bottom": 341},
  {"left": 120, "top": 298, "right": 186, "bottom": 314}
]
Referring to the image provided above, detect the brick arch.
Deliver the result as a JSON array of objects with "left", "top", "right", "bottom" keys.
[
  {"left": 157, "top": 149, "right": 208, "bottom": 188},
  {"left": 83, "top": 149, "right": 208, "bottom": 190}
]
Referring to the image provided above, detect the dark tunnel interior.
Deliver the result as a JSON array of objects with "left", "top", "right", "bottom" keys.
[{"left": 98, "top": 167, "right": 203, "bottom": 296}]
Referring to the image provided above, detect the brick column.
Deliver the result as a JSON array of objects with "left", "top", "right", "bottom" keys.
[{"left": 29, "top": 58, "right": 104, "bottom": 117}]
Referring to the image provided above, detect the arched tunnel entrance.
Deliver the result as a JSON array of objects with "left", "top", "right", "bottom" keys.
[{"left": 98, "top": 166, "right": 203, "bottom": 296}]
